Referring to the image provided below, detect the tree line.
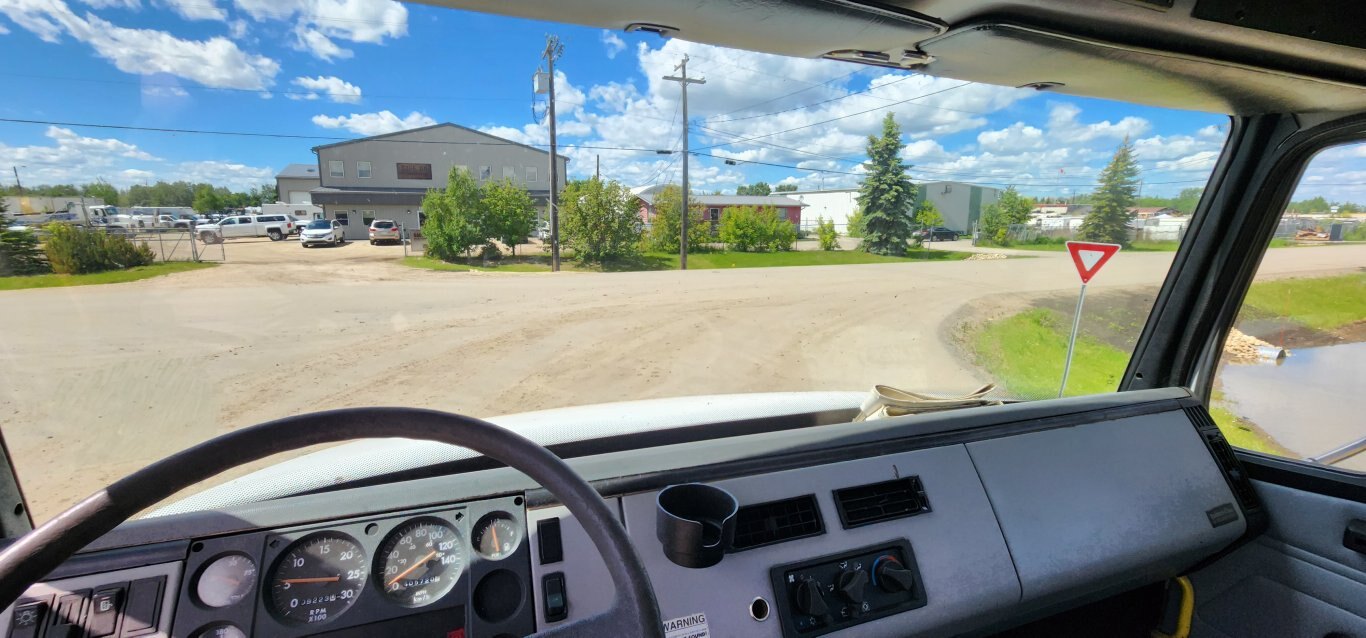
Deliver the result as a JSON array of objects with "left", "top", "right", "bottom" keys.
[{"left": 3, "top": 181, "right": 278, "bottom": 210}]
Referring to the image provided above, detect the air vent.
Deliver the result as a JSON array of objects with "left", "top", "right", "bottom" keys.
[
  {"left": 730, "top": 495, "right": 824, "bottom": 552},
  {"left": 833, "top": 477, "right": 931, "bottom": 529},
  {"left": 1185, "top": 406, "right": 1261, "bottom": 512}
]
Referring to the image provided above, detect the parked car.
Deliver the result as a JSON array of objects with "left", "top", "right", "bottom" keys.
[
  {"left": 914, "top": 227, "right": 961, "bottom": 241},
  {"left": 195, "top": 214, "right": 294, "bottom": 244},
  {"left": 300, "top": 219, "right": 346, "bottom": 247},
  {"left": 154, "top": 214, "right": 193, "bottom": 230},
  {"left": 368, "top": 220, "right": 401, "bottom": 244}
]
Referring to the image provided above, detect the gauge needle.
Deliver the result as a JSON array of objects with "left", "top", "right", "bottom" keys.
[
  {"left": 282, "top": 576, "right": 340, "bottom": 584},
  {"left": 490, "top": 525, "right": 501, "bottom": 551},
  {"left": 387, "top": 551, "right": 438, "bottom": 587}
]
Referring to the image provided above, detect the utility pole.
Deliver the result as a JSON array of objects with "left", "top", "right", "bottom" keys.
[
  {"left": 12, "top": 166, "right": 22, "bottom": 197},
  {"left": 595, "top": 155, "right": 600, "bottom": 181},
  {"left": 663, "top": 55, "right": 704, "bottom": 270},
  {"left": 542, "top": 35, "right": 564, "bottom": 271}
]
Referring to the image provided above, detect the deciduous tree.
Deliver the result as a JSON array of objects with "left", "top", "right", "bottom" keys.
[{"left": 560, "top": 178, "right": 642, "bottom": 262}]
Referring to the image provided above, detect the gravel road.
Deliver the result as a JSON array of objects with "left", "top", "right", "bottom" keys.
[{"left": 2, "top": 240, "right": 1361, "bottom": 521}]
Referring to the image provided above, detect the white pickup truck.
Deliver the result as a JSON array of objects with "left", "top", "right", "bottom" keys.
[{"left": 195, "top": 214, "right": 296, "bottom": 244}]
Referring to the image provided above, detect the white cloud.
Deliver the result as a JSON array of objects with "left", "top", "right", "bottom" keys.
[
  {"left": 228, "top": 18, "right": 247, "bottom": 38},
  {"left": 0, "top": 126, "right": 160, "bottom": 187},
  {"left": 311, "top": 110, "right": 435, "bottom": 136},
  {"left": 292, "top": 25, "right": 352, "bottom": 60},
  {"left": 171, "top": 160, "right": 275, "bottom": 190},
  {"left": 77, "top": 0, "right": 139, "bottom": 8},
  {"left": 235, "top": 0, "right": 407, "bottom": 60},
  {"left": 290, "top": 75, "right": 361, "bottom": 103},
  {"left": 141, "top": 83, "right": 189, "bottom": 98},
  {"left": 0, "top": 0, "right": 279, "bottom": 89},
  {"left": 1047, "top": 102, "right": 1150, "bottom": 144},
  {"left": 600, "top": 30, "right": 625, "bottom": 59},
  {"left": 161, "top": 0, "right": 225, "bottom": 20},
  {"left": 976, "top": 123, "right": 1045, "bottom": 153}
]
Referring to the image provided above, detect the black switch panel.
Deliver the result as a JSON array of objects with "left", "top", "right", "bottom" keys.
[
  {"left": 538, "top": 518, "right": 564, "bottom": 565},
  {"left": 542, "top": 572, "right": 568, "bottom": 622},
  {"left": 8, "top": 599, "right": 49, "bottom": 638},
  {"left": 769, "top": 539, "right": 926, "bottom": 638}
]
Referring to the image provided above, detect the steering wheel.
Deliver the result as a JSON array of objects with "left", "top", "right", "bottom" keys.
[{"left": 0, "top": 408, "right": 663, "bottom": 637}]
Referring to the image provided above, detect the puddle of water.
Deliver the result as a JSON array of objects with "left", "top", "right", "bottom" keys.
[{"left": 1218, "top": 342, "right": 1366, "bottom": 459}]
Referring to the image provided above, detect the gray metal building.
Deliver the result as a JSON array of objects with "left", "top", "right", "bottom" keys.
[
  {"left": 787, "top": 181, "right": 1001, "bottom": 234},
  {"left": 276, "top": 164, "right": 322, "bottom": 205},
  {"left": 306, "top": 123, "right": 569, "bottom": 240}
]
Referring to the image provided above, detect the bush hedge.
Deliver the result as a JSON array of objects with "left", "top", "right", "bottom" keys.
[{"left": 43, "top": 224, "right": 156, "bottom": 274}]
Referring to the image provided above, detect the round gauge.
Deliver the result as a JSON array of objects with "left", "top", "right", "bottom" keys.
[
  {"left": 194, "top": 553, "right": 257, "bottom": 608},
  {"left": 375, "top": 518, "right": 465, "bottom": 607},
  {"left": 192, "top": 623, "right": 247, "bottom": 638},
  {"left": 267, "top": 533, "right": 368, "bottom": 626},
  {"left": 471, "top": 513, "right": 521, "bottom": 561}
]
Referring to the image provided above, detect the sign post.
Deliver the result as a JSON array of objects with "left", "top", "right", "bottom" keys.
[{"left": 1059, "top": 241, "right": 1121, "bottom": 398}]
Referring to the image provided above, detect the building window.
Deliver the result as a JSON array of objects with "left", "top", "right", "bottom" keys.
[
  {"left": 357, "top": 161, "right": 372, "bottom": 178},
  {"left": 396, "top": 163, "right": 433, "bottom": 180},
  {"left": 502, "top": 166, "right": 516, "bottom": 181},
  {"left": 329, "top": 160, "right": 344, "bottom": 178},
  {"left": 361, "top": 210, "right": 375, "bottom": 226},
  {"left": 709, "top": 208, "right": 720, "bottom": 221},
  {"left": 453, "top": 165, "right": 468, "bottom": 175},
  {"left": 526, "top": 166, "right": 537, "bottom": 183},
  {"left": 479, "top": 166, "right": 491, "bottom": 181},
  {"left": 335, "top": 212, "right": 349, "bottom": 226}
]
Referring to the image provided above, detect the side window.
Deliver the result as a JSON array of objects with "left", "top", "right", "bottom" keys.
[
  {"left": 329, "top": 160, "right": 344, "bottom": 178},
  {"left": 219, "top": 218, "right": 236, "bottom": 226},
  {"left": 362, "top": 211, "right": 375, "bottom": 227},
  {"left": 526, "top": 166, "right": 537, "bottom": 183},
  {"left": 503, "top": 166, "right": 516, "bottom": 181},
  {"left": 1210, "top": 141, "right": 1366, "bottom": 471},
  {"left": 479, "top": 166, "right": 491, "bottom": 181},
  {"left": 336, "top": 212, "right": 349, "bottom": 226},
  {"left": 357, "top": 161, "right": 372, "bottom": 178}
]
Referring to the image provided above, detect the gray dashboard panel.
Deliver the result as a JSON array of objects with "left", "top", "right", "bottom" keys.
[
  {"left": 528, "top": 503, "right": 619, "bottom": 629},
  {"left": 965, "top": 412, "right": 1246, "bottom": 603},
  {"left": 619, "top": 444, "right": 1020, "bottom": 638}
]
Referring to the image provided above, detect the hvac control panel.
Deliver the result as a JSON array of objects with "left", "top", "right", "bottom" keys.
[{"left": 769, "top": 540, "right": 927, "bottom": 637}]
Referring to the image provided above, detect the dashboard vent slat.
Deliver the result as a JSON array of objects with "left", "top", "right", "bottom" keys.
[
  {"left": 730, "top": 494, "right": 824, "bottom": 552},
  {"left": 1185, "top": 405, "right": 1261, "bottom": 512},
  {"left": 833, "top": 477, "right": 931, "bottom": 529}
]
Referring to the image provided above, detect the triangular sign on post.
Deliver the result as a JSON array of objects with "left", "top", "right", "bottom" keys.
[{"left": 1065, "top": 241, "right": 1121, "bottom": 284}]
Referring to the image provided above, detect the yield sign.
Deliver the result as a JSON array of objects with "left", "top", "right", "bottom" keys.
[{"left": 1065, "top": 241, "right": 1121, "bottom": 283}]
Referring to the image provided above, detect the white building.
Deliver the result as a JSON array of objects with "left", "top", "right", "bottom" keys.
[{"left": 786, "top": 181, "right": 1002, "bottom": 234}]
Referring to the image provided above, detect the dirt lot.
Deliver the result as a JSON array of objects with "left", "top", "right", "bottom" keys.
[{"left": 3, "top": 240, "right": 1362, "bottom": 521}]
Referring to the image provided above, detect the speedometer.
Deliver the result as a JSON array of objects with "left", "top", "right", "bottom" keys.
[
  {"left": 375, "top": 518, "right": 465, "bottom": 607},
  {"left": 267, "top": 533, "right": 368, "bottom": 626}
]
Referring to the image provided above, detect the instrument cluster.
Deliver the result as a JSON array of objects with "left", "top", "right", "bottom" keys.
[{"left": 172, "top": 496, "right": 533, "bottom": 637}]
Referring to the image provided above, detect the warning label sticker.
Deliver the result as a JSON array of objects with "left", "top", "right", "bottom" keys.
[{"left": 662, "top": 612, "right": 709, "bottom": 638}]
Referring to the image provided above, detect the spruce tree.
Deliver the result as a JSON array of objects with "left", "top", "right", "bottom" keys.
[
  {"left": 857, "top": 113, "right": 916, "bottom": 255},
  {"left": 1079, "top": 138, "right": 1140, "bottom": 246}
]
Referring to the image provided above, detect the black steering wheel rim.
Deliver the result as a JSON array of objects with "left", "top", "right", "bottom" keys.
[{"left": 0, "top": 408, "right": 662, "bottom": 637}]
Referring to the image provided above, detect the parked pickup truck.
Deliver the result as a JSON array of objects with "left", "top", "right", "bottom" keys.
[
  {"left": 196, "top": 214, "right": 295, "bottom": 244},
  {"left": 155, "top": 215, "right": 195, "bottom": 229}
]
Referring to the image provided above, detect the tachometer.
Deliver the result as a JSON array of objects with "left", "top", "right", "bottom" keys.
[
  {"left": 267, "top": 533, "right": 368, "bottom": 626},
  {"left": 375, "top": 518, "right": 465, "bottom": 607},
  {"left": 471, "top": 513, "right": 521, "bottom": 561}
]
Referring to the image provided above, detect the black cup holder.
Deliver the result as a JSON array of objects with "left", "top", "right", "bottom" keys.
[{"left": 656, "top": 483, "right": 738, "bottom": 568}]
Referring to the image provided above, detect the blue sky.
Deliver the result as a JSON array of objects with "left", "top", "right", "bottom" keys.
[{"left": 1, "top": 0, "right": 1361, "bottom": 202}]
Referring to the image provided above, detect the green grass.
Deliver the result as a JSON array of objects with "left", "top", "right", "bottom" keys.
[
  {"left": 970, "top": 308, "right": 1132, "bottom": 400},
  {"left": 1243, "top": 273, "right": 1366, "bottom": 331},
  {"left": 969, "top": 308, "right": 1281, "bottom": 452},
  {"left": 404, "top": 248, "right": 971, "bottom": 274},
  {"left": 0, "top": 262, "right": 215, "bottom": 290},
  {"left": 401, "top": 256, "right": 553, "bottom": 272}
]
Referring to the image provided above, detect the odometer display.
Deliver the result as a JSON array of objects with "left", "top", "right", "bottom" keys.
[
  {"left": 268, "top": 533, "right": 368, "bottom": 626},
  {"left": 376, "top": 518, "right": 465, "bottom": 607}
]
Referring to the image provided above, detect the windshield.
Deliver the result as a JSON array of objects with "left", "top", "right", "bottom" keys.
[{"left": 10, "top": 2, "right": 1362, "bottom": 524}]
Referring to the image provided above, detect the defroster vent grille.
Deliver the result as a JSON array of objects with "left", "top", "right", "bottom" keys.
[
  {"left": 730, "top": 494, "right": 824, "bottom": 551},
  {"left": 833, "top": 477, "right": 931, "bottom": 529}
]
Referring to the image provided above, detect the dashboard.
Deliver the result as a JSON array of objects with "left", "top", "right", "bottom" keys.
[{"left": 0, "top": 388, "right": 1260, "bottom": 637}]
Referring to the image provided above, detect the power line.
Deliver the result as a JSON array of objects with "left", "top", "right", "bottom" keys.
[
  {"left": 708, "top": 75, "right": 920, "bottom": 123},
  {"left": 0, "top": 117, "right": 671, "bottom": 153},
  {"left": 693, "top": 82, "right": 974, "bottom": 152},
  {"left": 712, "top": 67, "right": 865, "bottom": 118},
  {"left": 0, "top": 71, "right": 529, "bottom": 102}
]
